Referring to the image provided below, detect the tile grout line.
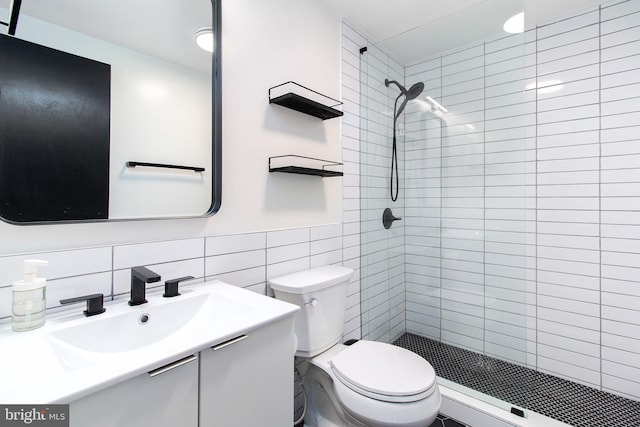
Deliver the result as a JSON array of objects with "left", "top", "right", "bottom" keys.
[
  {"left": 598, "top": 2, "right": 604, "bottom": 392},
  {"left": 482, "top": 39, "right": 487, "bottom": 356}
]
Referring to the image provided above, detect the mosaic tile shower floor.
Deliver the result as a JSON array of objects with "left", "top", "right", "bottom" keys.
[{"left": 394, "top": 333, "right": 640, "bottom": 427}]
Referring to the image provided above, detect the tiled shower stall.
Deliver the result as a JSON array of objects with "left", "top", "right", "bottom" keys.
[{"left": 345, "top": 0, "right": 640, "bottom": 406}]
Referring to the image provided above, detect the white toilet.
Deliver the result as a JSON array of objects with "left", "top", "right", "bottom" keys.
[{"left": 269, "top": 265, "right": 441, "bottom": 427}]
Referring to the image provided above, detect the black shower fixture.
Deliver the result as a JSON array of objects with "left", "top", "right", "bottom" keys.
[
  {"left": 385, "top": 78, "right": 425, "bottom": 202},
  {"left": 385, "top": 79, "right": 425, "bottom": 119}
]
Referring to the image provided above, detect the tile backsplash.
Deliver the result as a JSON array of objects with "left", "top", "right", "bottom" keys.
[{"left": 0, "top": 225, "right": 350, "bottom": 322}]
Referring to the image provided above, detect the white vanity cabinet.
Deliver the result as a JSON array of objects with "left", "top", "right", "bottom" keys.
[
  {"left": 69, "top": 353, "right": 199, "bottom": 427},
  {"left": 199, "top": 317, "right": 295, "bottom": 427},
  {"left": 0, "top": 280, "right": 299, "bottom": 425},
  {"left": 68, "top": 317, "right": 295, "bottom": 427}
]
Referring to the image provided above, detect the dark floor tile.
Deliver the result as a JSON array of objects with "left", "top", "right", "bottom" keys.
[
  {"left": 442, "top": 418, "right": 466, "bottom": 427},
  {"left": 430, "top": 414, "right": 468, "bottom": 427},
  {"left": 394, "top": 333, "right": 640, "bottom": 427}
]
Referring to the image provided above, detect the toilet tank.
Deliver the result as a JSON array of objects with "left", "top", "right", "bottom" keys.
[{"left": 269, "top": 265, "right": 354, "bottom": 357}]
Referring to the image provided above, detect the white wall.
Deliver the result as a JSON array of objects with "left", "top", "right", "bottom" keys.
[
  {"left": 0, "top": 0, "right": 343, "bottom": 255},
  {"left": 214, "top": 0, "right": 343, "bottom": 234}
]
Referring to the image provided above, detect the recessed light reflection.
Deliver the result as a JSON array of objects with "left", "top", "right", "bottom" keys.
[
  {"left": 194, "top": 28, "right": 214, "bottom": 52},
  {"left": 412, "top": 99, "right": 447, "bottom": 118},
  {"left": 526, "top": 79, "right": 564, "bottom": 94},
  {"left": 425, "top": 96, "right": 448, "bottom": 113},
  {"left": 504, "top": 12, "right": 524, "bottom": 34}
]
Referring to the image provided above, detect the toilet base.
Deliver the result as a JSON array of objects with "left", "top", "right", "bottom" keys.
[
  {"left": 302, "top": 361, "right": 439, "bottom": 427},
  {"left": 303, "top": 364, "right": 368, "bottom": 427}
]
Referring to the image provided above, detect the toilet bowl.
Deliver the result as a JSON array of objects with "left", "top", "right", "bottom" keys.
[
  {"left": 306, "top": 341, "right": 441, "bottom": 427},
  {"left": 269, "top": 265, "right": 440, "bottom": 427}
]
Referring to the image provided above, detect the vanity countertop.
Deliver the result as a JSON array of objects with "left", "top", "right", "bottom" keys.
[{"left": 0, "top": 280, "right": 298, "bottom": 404}]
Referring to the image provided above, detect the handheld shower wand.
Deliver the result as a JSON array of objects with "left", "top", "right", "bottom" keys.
[{"left": 385, "top": 78, "right": 425, "bottom": 201}]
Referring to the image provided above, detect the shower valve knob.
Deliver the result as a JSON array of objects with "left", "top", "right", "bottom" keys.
[{"left": 383, "top": 208, "right": 402, "bottom": 229}]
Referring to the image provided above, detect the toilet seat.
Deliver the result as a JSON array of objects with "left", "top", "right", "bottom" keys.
[{"left": 330, "top": 341, "right": 437, "bottom": 403}]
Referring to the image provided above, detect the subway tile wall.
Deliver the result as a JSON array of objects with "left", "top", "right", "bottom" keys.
[
  {"left": 0, "top": 225, "right": 350, "bottom": 323},
  {"left": 533, "top": 9, "right": 603, "bottom": 389},
  {"left": 599, "top": 0, "right": 640, "bottom": 400},
  {"left": 356, "top": 24, "right": 407, "bottom": 344},
  {"left": 349, "top": 0, "right": 640, "bottom": 403}
]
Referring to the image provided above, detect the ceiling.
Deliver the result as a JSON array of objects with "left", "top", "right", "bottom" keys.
[
  {"left": 322, "top": 0, "right": 490, "bottom": 43},
  {"left": 320, "top": 0, "right": 605, "bottom": 64},
  {"left": 0, "top": 0, "right": 212, "bottom": 73},
  {"left": 1, "top": 0, "right": 605, "bottom": 68}
]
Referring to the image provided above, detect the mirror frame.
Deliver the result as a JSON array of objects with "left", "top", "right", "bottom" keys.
[
  {"left": 208, "top": 0, "right": 222, "bottom": 218},
  {"left": 0, "top": 0, "right": 222, "bottom": 224}
]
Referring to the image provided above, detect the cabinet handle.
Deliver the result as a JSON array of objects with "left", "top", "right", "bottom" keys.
[
  {"left": 148, "top": 354, "right": 198, "bottom": 378},
  {"left": 211, "top": 334, "right": 248, "bottom": 351}
]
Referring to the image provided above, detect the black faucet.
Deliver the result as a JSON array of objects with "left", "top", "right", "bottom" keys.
[{"left": 129, "top": 266, "right": 161, "bottom": 306}]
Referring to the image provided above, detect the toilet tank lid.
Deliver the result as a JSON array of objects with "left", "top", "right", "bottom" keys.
[{"left": 269, "top": 265, "right": 354, "bottom": 294}]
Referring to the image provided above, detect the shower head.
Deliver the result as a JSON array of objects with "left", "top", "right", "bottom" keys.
[
  {"left": 385, "top": 78, "right": 425, "bottom": 119},
  {"left": 385, "top": 79, "right": 424, "bottom": 100},
  {"left": 406, "top": 81, "right": 425, "bottom": 100}
]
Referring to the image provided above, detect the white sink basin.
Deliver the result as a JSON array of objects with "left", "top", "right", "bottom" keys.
[
  {"left": 49, "top": 292, "right": 210, "bottom": 353},
  {"left": 47, "top": 284, "right": 266, "bottom": 356}
]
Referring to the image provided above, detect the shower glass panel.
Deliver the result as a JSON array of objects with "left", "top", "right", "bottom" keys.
[
  {"left": 359, "top": 0, "right": 531, "bottom": 414},
  {"left": 359, "top": 45, "right": 407, "bottom": 343}
]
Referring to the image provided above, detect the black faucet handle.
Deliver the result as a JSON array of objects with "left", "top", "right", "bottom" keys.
[
  {"left": 60, "top": 293, "right": 106, "bottom": 317},
  {"left": 382, "top": 208, "right": 402, "bottom": 230},
  {"left": 163, "top": 276, "right": 195, "bottom": 298}
]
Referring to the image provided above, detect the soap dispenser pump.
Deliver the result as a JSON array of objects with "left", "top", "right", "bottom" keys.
[{"left": 12, "top": 259, "right": 48, "bottom": 332}]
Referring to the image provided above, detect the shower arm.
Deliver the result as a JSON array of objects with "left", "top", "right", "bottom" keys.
[{"left": 386, "top": 79, "right": 406, "bottom": 95}]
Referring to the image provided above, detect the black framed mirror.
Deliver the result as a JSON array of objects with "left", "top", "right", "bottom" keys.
[{"left": 0, "top": 0, "right": 221, "bottom": 223}]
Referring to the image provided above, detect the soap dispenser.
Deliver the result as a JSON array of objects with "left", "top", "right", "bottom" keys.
[{"left": 12, "top": 259, "right": 48, "bottom": 332}]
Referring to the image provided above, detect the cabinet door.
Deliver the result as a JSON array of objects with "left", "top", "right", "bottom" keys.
[
  {"left": 200, "top": 318, "right": 294, "bottom": 427},
  {"left": 70, "top": 354, "right": 198, "bottom": 427}
]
